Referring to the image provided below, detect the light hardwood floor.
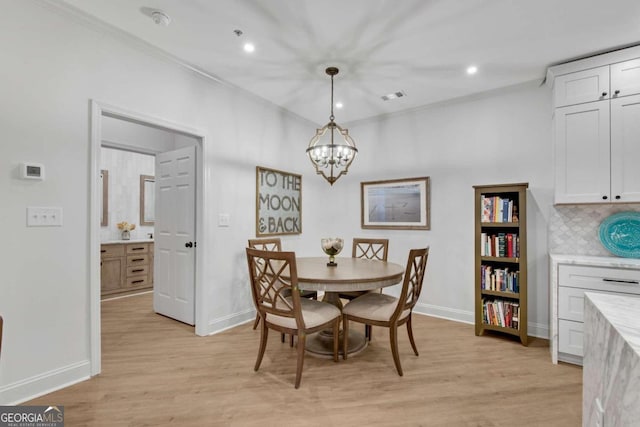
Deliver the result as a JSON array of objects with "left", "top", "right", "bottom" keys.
[{"left": 28, "top": 293, "right": 582, "bottom": 426}]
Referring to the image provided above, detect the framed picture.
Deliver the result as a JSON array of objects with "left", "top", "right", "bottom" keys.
[
  {"left": 256, "top": 166, "right": 302, "bottom": 236},
  {"left": 361, "top": 177, "right": 430, "bottom": 230}
]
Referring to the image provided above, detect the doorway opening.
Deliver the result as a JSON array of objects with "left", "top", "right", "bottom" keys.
[{"left": 90, "top": 101, "right": 206, "bottom": 376}]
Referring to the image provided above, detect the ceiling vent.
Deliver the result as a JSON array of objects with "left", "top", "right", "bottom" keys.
[{"left": 381, "top": 91, "right": 406, "bottom": 101}]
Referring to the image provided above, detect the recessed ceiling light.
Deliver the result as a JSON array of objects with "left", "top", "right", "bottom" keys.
[
  {"left": 467, "top": 65, "right": 478, "bottom": 75},
  {"left": 243, "top": 43, "right": 255, "bottom": 53},
  {"left": 381, "top": 91, "right": 406, "bottom": 101},
  {"left": 335, "top": 102, "right": 343, "bottom": 109}
]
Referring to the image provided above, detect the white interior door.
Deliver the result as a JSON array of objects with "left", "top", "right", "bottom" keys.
[{"left": 154, "top": 145, "right": 196, "bottom": 324}]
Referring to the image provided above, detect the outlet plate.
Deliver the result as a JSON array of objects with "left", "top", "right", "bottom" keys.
[{"left": 27, "top": 207, "right": 63, "bottom": 227}]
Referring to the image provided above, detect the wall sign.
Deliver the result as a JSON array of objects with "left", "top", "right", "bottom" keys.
[{"left": 256, "top": 166, "right": 302, "bottom": 236}]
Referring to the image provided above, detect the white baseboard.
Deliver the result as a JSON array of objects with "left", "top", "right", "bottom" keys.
[
  {"left": 0, "top": 360, "right": 91, "bottom": 405},
  {"left": 206, "top": 304, "right": 550, "bottom": 340},
  {"left": 414, "top": 302, "right": 475, "bottom": 324},
  {"left": 413, "top": 302, "right": 550, "bottom": 339},
  {"left": 205, "top": 309, "right": 255, "bottom": 336}
]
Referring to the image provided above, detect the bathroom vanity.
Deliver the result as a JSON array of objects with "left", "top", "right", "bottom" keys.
[{"left": 101, "top": 240, "right": 154, "bottom": 297}]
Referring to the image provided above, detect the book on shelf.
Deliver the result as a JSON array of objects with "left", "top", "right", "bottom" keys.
[
  {"left": 482, "top": 298, "right": 520, "bottom": 329},
  {"left": 479, "top": 195, "right": 518, "bottom": 223},
  {"left": 480, "top": 265, "right": 519, "bottom": 293},
  {"left": 480, "top": 233, "right": 519, "bottom": 258},
  {"left": 481, "top": 196, "right": 492, "bottom": 222}
]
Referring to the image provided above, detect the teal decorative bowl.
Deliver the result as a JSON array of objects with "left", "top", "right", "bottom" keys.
[{"left": 598, "top": 212, "right": 640, "bottom": 258}]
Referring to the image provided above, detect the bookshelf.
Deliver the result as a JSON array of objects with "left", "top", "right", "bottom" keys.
[{"left": 474, "top": 183, "right": 528, "bottom": 346}]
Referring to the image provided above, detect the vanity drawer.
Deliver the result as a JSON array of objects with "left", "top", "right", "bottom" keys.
[
  {"left": 126, "top": 265, "right": 149, "bottom": 277},
  {"left": 101, "top": 244, "right": 125, "bottom": 258},
  {"left": 127, "top": 254, "right": 150, "bottom": 266},
  {"left": 126, "top": 243, "right": 149, "bottom": 254},
  {"left": 558, "top": 265, "right": 640, "bottom": 294},
  {"left": 126, "top": 275, "right": 150, "bottom": 288},
  {"left": 558, "top": 319, "right": 583, "bottom": 357}
]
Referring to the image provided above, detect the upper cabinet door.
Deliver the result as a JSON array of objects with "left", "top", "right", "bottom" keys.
[
  {"left": 610, "top": 58, "right": 640, "bottom": 98},
  {"left": 554, "top": 66, "right": 609, "bottom": 108},
  {"left": 610, "top": 94, "right": 640, "bottom": 203},
  {"left": 554, "top": 101, "right": 611, "bottom": 204}
]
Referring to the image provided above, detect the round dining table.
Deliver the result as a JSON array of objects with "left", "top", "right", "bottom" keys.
[{"left": 294, "top": 256, "right": 405, "bottom": 357}]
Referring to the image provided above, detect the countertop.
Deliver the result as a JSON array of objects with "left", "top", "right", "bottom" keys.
[
  {"left": 101, "top": 239, "right": 154, "bottom": 245},
  {"left": 549, "top": 253, "right": 640, "bottom": 269},
  {"left": 586, "top": 292, "right": 640, "bottom": 356},
  {"left": 583, "top": 292, "right": 640, "bottom": 425}
]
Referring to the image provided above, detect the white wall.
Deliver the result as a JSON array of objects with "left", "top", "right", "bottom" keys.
[
  {"left": 300, "top": 82, "right": 554, "bottom": 336},
  {"left": 0, "top": 0, "right": 557, "bottom": 405},
  {"left": 0, "top": 1, "right": 312, "bottom": 404}
]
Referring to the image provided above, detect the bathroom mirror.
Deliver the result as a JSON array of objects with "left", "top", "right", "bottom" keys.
[
  {"left": 140, "top": 174, "right": 155, "bottom": 226},
  {"left": 100, "top": 169, "right": 108, "bottom": 226}
]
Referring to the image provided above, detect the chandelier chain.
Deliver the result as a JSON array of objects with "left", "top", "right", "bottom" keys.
[{"left": 329, "top": 74, "right": 335, "bottom": 122}]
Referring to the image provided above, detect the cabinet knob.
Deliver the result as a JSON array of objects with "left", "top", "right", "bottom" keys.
[
  {"left": 602, "top": 91, "right": 608, "bottom": 97},
  {"left": 602, "top": 195, "right": 608, "bottom": 200},
  {"left": 185, "top": 242, "right": 193, "bottom": 248},
  {"left": 615, "top": 195, "right": 621, "bottom": 200},
  {"left": 614, "top": 90, "right": 620, "bottom": 95}
]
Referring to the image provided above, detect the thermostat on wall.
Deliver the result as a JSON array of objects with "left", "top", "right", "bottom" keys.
[{"left": 21, "top": 163, "right": 45, "bottom": 180}]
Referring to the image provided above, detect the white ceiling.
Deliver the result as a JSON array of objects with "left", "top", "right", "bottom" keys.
[{"left": 56, "top": 0, "right": 640, "bottom": 124}]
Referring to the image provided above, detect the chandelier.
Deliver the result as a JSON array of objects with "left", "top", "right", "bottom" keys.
[{"left": 306, "top": 67, "right": 358, "bottom": 185}]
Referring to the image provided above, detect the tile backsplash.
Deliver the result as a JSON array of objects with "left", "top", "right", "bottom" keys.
[{"left": 549, "top": 204, "right": 640, "bottom": 256}]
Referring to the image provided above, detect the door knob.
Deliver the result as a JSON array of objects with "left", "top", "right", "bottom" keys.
[
  {"left": 185, "top": 242, "right": 193, "bottom": 248},
  {"left": 614, "top": 90, "right": 620, "bottom": 95}
]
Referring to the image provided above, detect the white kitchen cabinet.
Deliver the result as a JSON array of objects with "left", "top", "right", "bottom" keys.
[
  {"left": 554, "top": 101, "right": 610, "bottom": 204},
  {"left": 610, "top": 58, "right": 640, "bottom": 97},
  {"left": 553, "top": 66, "right": 609, "bottom": 108},
  {"left": 549, "top": 255, "right": 640, "bottom": 365},
  {"left": 610, "top": 93, "right": 640, "bottom": 202},
  {"left": 550, "top": 50, "right": 640, "bottom": 204}
]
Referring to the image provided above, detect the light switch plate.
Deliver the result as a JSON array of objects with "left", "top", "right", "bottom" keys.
[
  {"left": 218, "top": 213, "right": 230, "bottom": 227},
  {"left": 27, "top": 207, "right": 63, "bottom": 227}
]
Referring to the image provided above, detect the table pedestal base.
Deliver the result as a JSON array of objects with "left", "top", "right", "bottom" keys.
[{"left": 305, "top": 329, "right": 367, "bottom": 359}]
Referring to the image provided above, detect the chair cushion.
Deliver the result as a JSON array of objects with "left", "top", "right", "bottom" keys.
[
  {"left": 342, "top": 292, "right": 410, "bottom": 322},
  {"left": 266, "top": 298, "right": 341, "bottom": 330}
]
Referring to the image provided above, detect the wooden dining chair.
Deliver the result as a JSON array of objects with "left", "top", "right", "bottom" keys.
[
  {"left": 248, "top": 238, "right": 318, "bottom": 346},
  {"left": 248, "top": 238, "right": 283, "bottom": 330},
  {"left": 338, "top": 238, "right": 389, "bottom": 301},
  {"left": 246, "top": 248, "right": 341, "bottom": 388},
  {"left": 338, "top": 238, "right": 389, "bottom": 338},
  {"left": 342, "top": 247, "right": 429, "bottom": 376}
]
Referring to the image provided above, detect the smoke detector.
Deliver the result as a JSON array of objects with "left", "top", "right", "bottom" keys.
[{"left": 150, "top": 10, "right": 171, "bottom": 26}]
